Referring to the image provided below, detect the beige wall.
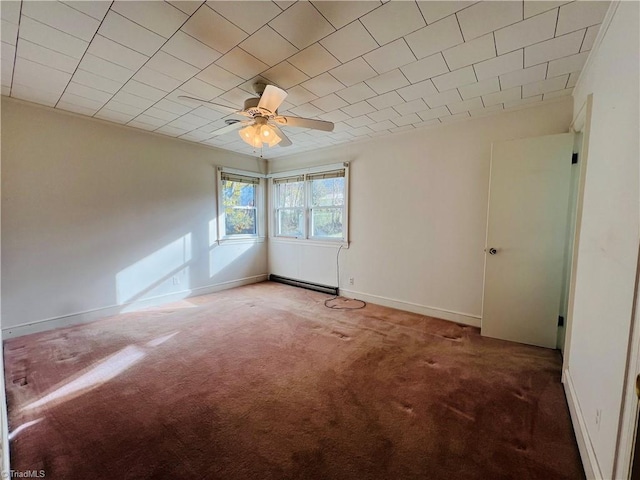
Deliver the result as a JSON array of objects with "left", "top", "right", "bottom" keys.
[
  {"left": 566, "top": 2, "right": 640, "bottom": 477},
  {"left": 268, "top": 98, "right": 573, "bottom": 325},
  {"left": 1, "top": 98, "right": 267, "bottom": 335}
]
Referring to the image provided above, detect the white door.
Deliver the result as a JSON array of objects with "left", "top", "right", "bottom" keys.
[{"left": 482, "top": 133, "right": 574, "bottom": 348}]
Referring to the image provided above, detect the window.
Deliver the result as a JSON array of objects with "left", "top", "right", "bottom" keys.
[
  {"left": 273, "top": 166, "right": 347, "bottom": 242},
  {"left": 219, "top": 171, "right": 259, "bottom": 238}
]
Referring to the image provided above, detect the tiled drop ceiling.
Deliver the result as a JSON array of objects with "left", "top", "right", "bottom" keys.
[{"left": 0, "top": 1, "right": 609, "bottom": 159}]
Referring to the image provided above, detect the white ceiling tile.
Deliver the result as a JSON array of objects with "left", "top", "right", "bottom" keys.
[
  {"left": 495, "top": 9, "right": 557, "bottom": 56},
  {"left": 128, "top": 120, "right": 158, "bottom": 131},
  {"left": 391, "top": 113, "right": 421, "bottom": 127},
  {"left": 112, "top": 1, "right": 187, "bottom": 38},
  {"left": 336, "top": 82, "right": 376, "bottom": 104},
  {"left": 88, "top": 35, "right": 149, "bottom": 71},
  {"left": 197, "top": 63, "right": 244, "bottom": 90},
  {"left": 65, "top": 81, "right": 113, "bottom": 103},
  {"left": 182, "top": 5, "right": 248, "bottom": 54},
  {"left": 524, "top": 1, "right": 567, "bottom": 19},
  {"left": 290, "top": 103, "right": 323, "bottom": 118},
  {"left": 288, "top": 43, "right": 340, "bottom": 78},
  {"left": 168, "top": 1, "right": 204, "bottom": 16},
  {"left": 363, "top": 39, "right": 416, "bottom": 74},
  {"left": 94, "top": 108, "right": 137, "bottom": 123},
  {"left": 474, "top": 50, "right": 523, "bottom": 80},
  {"left": 365, "top": 69, "right": 409, "bottom": 95},
  {"left": 1, "top": 40, "right": 15, "bottom": 63},
  {"left": 162, "top": 31, "right": 221, "bottom": 69},
  {"left": 547, "top": 51, "right": 589, "bottom": 77},
  {"left": 320, "top": 21, "right": 378, "bottom": 63},
  {"left": 311, "top": 1, "right": 381, "bottom": 30},
  {"left": 157, "top": 125, "right": 190, "bottom": 137},
  {"left": 215, "top": 47, "right": 269, "bottom": 79},
  {"left": 79, "top": 54, "right": 135, "bottom": 83},
  {"left": 22, "top": 1, "right": 100, "bottom": 41},
  {"left": 344, "top": 115, "right": 372, "bottom": 128},
  {"left": 439, "top": 111, "right": 470, "bottom": 123},
  {"left": 269, "top": 1, "right": 335, "bottom": 50},
  {"left": 282, "top": 85, "right": 318, "bottom": 106},
  {"left": 1, "top": 62, "right": 13, "bottom": 88},
  {"left": 504, "top": 94, "right": 543, "bottom": 108},
  {"left": 394, "top": 98, "right": 427, "bottom": 116},
  {"left": 311, "top": 93, "right": 348, "bottom": 112},
  {"left": 133, "top": 65, "right": 183, "bottom": 91},
  {"left": 522, "top": 74, "right": 569, "bottom": 97},
  {"left": 423, "top": 88, "right": 462, "bottom": 108},
  {"left": 367, "top": 107, "right": 400, "bottom": 122},
  {"left": 72, "top": 69, "right": 122, "bottom": 94},
  {"left": 13, "top": 58, "right": 71, "bottom": 94},
  {"left": 301, "top": 72, "right": 345, "bottom": 97},
  {"left": 556, "top": 1, "right": 609, "bottom": 36},
  {"left": 389, "top": 124, "right": 415, "bottom": 134},
  {"left": 17, "top": 39, "right": 79, "bottom": 74},
  {"left": 360, "top": 1, "right": 425, "bottom": 45},
  {"left": 121, "top": 79, "right": 167, "bottom": 101},
  {"left": 207, "top": 1, "right": 281, "bottom": 34},
  {"left": 432, "top": 66, "right": 476, "bottom": 91},
  {"left": 499, "top": 64, "right": 547, "bottom": 89},
  {"left": 581, "top": 25, "right": 600, "bottom": 52},
  {"left": 99, "top": 11, "right": 165, "bottom": 56},
  {"left": 12, "top": 83, "right": 60, "bottom": 106},
  {"left": 1, "top": 0, "right": 21, "bottom": 24},
  {"left": 416, "top": 105, "right": 450, "bottom": 121},
  {"left": 144, "top": 106, "right": 182, "bottom": 122},
  {"left": 543, "top": 88, "right": 573, "bottom": 100},
  {"left": 217, "top": 87, "right": 253, "bottom": 107},
  {"left": 416, "top": 1, "right": 475, "bottom": 25},
  {"left": 146, "top": 51, "right": 200, "bottom": 81},
  {"left": 59, "top": 92, "right": 106, "bottom": 110},
  {"left": 262, "top": 61, "right": 309, "bottom": 89},
  {"left": 447, "top": 97, "right": 484, "bottom": 114},
  {"left": 400, "top": 53, "right": 449, "bottom": 83},
  {"left": 405, "top": 16, "right": 463, "bottom": 60},
  {"left": 397, "top": 79, "right": 438, "bottom": 102},
  {"left": 155, "top": 98, "right": 193, "bottom": 115},
  {"left": 319, "top": 109, "right": 351, "bottom": 123},
  {"left": 413, "top": 118, "right": 443, "bottom": 129},
  {"left": 112, "top": 91, "right": 156, "bottom": 109},
  {"left": 566, "top": 71, "right": 579, "bottom": 88},
  {"left": 62, "top": 1, "right": 111, "bottom": 21},
  {"left": 57, "top": 100, "right": 100, "bottom": 116},
  {"left": 190, "top": 105, "right": 226, "bottom": 121},
  {"left": 482, "top": 86, "right": 521, "bottom": 106},
  {"left": 18, "top": 16, "right": 89, "bottom": 59},
  {"left": 469, "top": 103, "right": 504, "bottom": 116},
  {"left": 239, "top": 25, "right": 298, "bottom": 65},
  {"left": 368, "top": 119, "right": 396, "bottom": 132},
  {"left": 524, "top": 30, "right": 584, "bottom": 67},
  {"left": 367, "top": 91, "right": 404, "bottom": 110},
  {"left": 350, "top": 125, "right": 375, "bottom": 136},
  {"left": 341, "top": 100, "right": 376, "bottom": 117},
  {"left": 443, "top": 33, "right": 495, "bottom": 70},
  {"left": 458, "top": 76, "right": 500, "bottom": 99},
  {"left": 456, "top": 1, "right": 522, "bottom": 41},
  {"left": 1, "top": 19, "right": 17, "bottom": 45},
  {"left": 329, "top": 58, "right": 377, "bottom": 86},
  {"left": 131, "top": 114, "right": 168, "bottom": 128}
]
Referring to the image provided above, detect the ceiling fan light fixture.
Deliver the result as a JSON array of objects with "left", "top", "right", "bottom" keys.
[{"left": 239, "top": 123, "right": 282, "bottom": 148}]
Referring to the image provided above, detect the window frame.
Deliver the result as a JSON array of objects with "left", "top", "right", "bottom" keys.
[
  {"left": 217, "top": 167, "right": 264, "bottom": 243},
  {"left": 270, "top": 163, "right": 349, "bottom": 246}
]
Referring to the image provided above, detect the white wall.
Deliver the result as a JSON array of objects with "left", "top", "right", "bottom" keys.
[
  {"left": 1, "top": 98, "right": 267, "bottom": 336},
  {"left": 269, "top": 99, "right": 573, "bottom": 325},
  {"left": 565, "top": 2, "right": 640, "bottom": 477}
]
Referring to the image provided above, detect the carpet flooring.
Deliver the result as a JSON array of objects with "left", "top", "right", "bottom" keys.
[{"left": 4, "top": 282, "right": 584, "bottom": 479}]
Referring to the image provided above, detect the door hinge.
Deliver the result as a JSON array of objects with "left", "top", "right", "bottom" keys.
[
  {"left": 571, "top": 153, "right": 578, "bottom": 164},
  {"left": 558, "top": 316, "right": 565, "bottom": 326}
]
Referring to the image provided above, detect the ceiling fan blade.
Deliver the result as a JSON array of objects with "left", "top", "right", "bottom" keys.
[
  {"left": 178, "top": 95, "right": 240, "bottom": 114},
  {"left": 274, "top": 115, "right": 334, "bottom": 132},
  {"left": 257, "top": 85, "right": 288, "bottom": 114},
  {"left": 269, "top": 124, "right": 292, "bottom": 147},
  {"left": 211, "top": 121, "right": 252, "bottom": 136}
]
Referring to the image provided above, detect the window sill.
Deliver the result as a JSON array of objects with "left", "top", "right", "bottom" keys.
[
  {"left": 217, "top": 236, "right": 266, "bottom": 246},
  {"left": 269, "top": 237, "right": 349, "bottom": 248}
]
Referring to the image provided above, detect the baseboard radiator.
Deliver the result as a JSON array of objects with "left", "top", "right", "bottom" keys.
[{"left": 269, "top": 274, "right": 338, "bottom": 296}]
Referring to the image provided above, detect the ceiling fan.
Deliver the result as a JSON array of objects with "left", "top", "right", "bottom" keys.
[{"left": 178, "top": 83, "right": 334, "bottom": 148}]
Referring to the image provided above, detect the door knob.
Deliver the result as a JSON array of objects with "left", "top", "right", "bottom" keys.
[{"left": 488, "top": 248, "right": 498, "bottom": 255}]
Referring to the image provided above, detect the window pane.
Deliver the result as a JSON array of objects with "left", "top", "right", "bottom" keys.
[
  {"left": 277, "top": 208, "right": 304, "bottom": 236},
  {"left": 312, "top": 207, "right": 343, "bottom": 238},
  {"left": 223, "top": 180, "right": 256, "bottom": 207},
  {"left": 277, "top": 182, "right": 304, "bottom": 208},
  {"left": 225, "top": 207, "right": 256, "bottom": 235},
  {"left": 311, "top": 178, "right": 344, "bottom": 206}
]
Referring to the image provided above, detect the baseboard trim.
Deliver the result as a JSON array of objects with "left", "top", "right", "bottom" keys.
[
  {"left": 2, "top": 274, "right": 268, "bottom": 338},
  {"left": 338, "top": 288, "right": 481, "bottom": 327},
  {"left": 563, "top": 368, "right": 602, "bottom": 479},
  {"left": 0, "top": 334, "right": 10, "bottom": 477}
]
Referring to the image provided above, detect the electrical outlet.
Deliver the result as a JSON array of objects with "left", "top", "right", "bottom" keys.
[
  {"left": 348, "top": 277, "right": 354, "bottom": 285},
  {"left": 172, "top": 276, "right": 180, "bottom": 285},
  {"left": 595, "top": 409, "right": 602, "bottom": 429}
]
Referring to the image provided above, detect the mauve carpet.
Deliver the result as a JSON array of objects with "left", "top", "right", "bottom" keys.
[{"left": 4, "top": 282, "right": 583, "bottom": 480}]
